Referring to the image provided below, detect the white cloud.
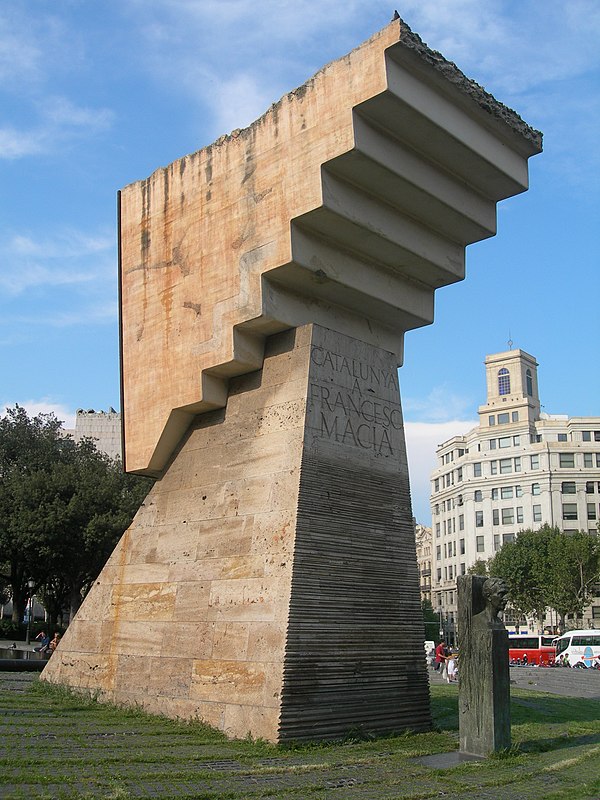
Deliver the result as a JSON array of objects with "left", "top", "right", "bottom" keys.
[
  {"left": 0, "top": 9, "right": 43, "bottom": 86},
  {"left": 0, "top": 228, "right": 114, "bottom": 296},
  {"left": 1, "top": 399, "right": 76, "bottom": 428},
  {"left": 36, "top": 300, "right": 118, "bottom": 328},
  {"left": 403, "top": 385, "right": 475, "bottom": 423},
  {"left": 405, "top": 419, "right": 476, "bottom": 524},
  {"left": 210, "top": 73, "right": 277, "bottom": 135},
  {"left": 0, "top": 97, "right": 114, "bottom": 161}
]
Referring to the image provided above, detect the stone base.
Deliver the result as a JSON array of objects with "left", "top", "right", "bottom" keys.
[{"left": 42, "top": 324, "right": 431, "bottom": 742}]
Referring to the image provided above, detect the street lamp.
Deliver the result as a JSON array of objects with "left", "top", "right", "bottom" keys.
[{"left": 25, "top": 578, "right": 35, "bottom": 646}]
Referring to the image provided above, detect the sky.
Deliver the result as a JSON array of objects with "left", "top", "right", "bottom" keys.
[{"left": 1, "top": 0, "right": 599, "bottom": 524}]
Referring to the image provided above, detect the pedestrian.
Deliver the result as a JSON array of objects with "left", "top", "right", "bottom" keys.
[
  {"left": 34, "top": 631, "right": 50, "bottom": 652},
  {"left": 434, "top": 640, "right": 446, "bottom": 672},
  {"left": 48, "top": 632, "right": 61, "bottom": 654},
  {"left": 446, "top": 651, "right": 458, "bottom": 683}
]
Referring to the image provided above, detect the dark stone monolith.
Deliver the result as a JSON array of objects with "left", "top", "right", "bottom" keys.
[{"left": 458, "top": 575, "right": 511, "bottom": 756}]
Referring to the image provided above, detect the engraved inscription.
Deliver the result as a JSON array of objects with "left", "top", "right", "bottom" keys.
[{"left": 308, "top": 344, "right": 403, "bottom": 457}]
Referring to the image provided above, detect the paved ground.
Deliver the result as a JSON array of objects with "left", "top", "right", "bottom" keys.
[{"left": 429, "top": 664, "right": 600, "bottom": 699}]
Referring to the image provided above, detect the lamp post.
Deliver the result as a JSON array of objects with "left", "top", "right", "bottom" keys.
[{"left": 25, "top": 578, "right": 35, "bottom": 646}]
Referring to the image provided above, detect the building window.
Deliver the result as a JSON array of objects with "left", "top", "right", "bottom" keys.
[
  {"left": 514, "top": 457, "right": 521, "bottom": 472},
  {"left": 532, "top": 483, "right": 540, "bottom": 495},
  {"left": 474, "top": 490, "right": 482, "bottom": 502},
  {"left": 501, "top": 487, "right": 513, "bottom": 499},
  {"left": 475, "top": 511, "right": 484, "bottom": 527},
  {"left": 526, "top": 369, "right": 533, "bottom": 396},
  {"left": 512, "top": 411, "right": 519, "bottom": 422},
  {"left": 558, "top": 433, "right": 567, "bottom": 442},
  {"left": 517, "top": 506, "right": 524, "bottom": 524},
  {"left": 583, "top": 431, "right": 591, "bottom": 441},
  {"left": 530, "top": 454, "right": 540, "bottom": 469},
  {"left": 476, "top": 535, "right": 484, "bottom": 552},
  {"left": 559, "top": 453, "right": 575, "bottom": 468},
  {"left": 493, "top": 509, "right": 499, "bottom": 526},
  {"left": 498, "top": 368, "right": 510, "bottom": 396},
  {"left": 460, "top": 563, "right": 466, "bottom": 575},
  {"left": 459, "top": 514, "right": 464, "bottom": 531},
  {"left": 491, "top": 461, "right": 498, "bottom": 475},
  {"left": 436, "top": 545, "right": 441, "bottom": 560},
  {"left": 586, "top": 482, "right": 595, "bottom": 494},
  {"left": 500, "top": 458, "right": 512, "bottom": 474},
  {"left": 592, "top": 606, "right": 600, "bottom": 619},
  {"left": 587, "top": 504, "right": 597, "bottom": 521},
  {"left": 561, "top": 482, "right": 576, "bottom": 494},
  {"left": 437, "top": 568, "right": 442, "bottom": 582},
  {"left": 493, "top": 533, "right": 500, "bottom": 551},
  {"left": 503, "top": 533, "right": 515, "bottom": 544},
  {"left": 460, "top": 538, "right": 465, "bottom": 555},
  {"left": 533, "top": 504, "right": 542, "bottom": 522},
  {"left": 490, "top": 439, "right": 497, "bottom": 450},
  {"left": 434, "top": 478, "right": 440, "bottom": 492},
  {"left": 515, "top": 485, "right": 523, "bottom": 497},
  {"left": 502, "top": 508, "right": 514, "bottom": 525},
  {"left": 513, "top": 435, "right": 520, "bottom": 446},
  {"left": 499, "top": 436, "right": 511, "bottom": 449},
  {"left": 473, "top": 462, "right": 482, "bottom": 477},
  {"left": 498, "top": 412, "right": 509, "bottom": 424},
  {"left": 435, "top": 523, "right": 440, "bottom": 538},
  {"left": 562, "top": 503, "right": 578, "bottom": 520},
  {"left": 457, "top": 467, "right": 463, "bottom": 482},
  {"left": 489, "top": 415, "right": 495, "bottom": 426}
]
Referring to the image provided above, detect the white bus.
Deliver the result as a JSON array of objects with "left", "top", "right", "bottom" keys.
[{"left": 553, "top": 630, "right": 600, "bottom": 668}]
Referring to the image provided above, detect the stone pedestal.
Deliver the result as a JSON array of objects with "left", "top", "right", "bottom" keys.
[
  {"left": 458, "top": 575, "right": 511, "bottom": 756},
  {"left": 42, "top": 324, "right": 430, "bottom": 741}
]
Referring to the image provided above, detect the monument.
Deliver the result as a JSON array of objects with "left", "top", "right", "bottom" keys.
[
  {"left": 41, "top": 18, "right": 542, "bottom": 742},
  {"left": 457, "top": 576, "right": 511, "bottom": 756}
]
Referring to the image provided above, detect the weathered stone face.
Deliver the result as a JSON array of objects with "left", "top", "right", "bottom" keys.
[
  {"left": 118, "top": 18, "right": 541, "bottom": 477},
  {"left": 44, "top": 19, "right": 541, "bottom": 742},
  {"left": 43, "top": 325, "right": 430, "bottom": 741}
]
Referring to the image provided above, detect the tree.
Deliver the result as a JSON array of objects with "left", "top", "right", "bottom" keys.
[
  {"left": 489, "top": 526, "right": 556, "bottom": 626},
  {"left": 0, "top": 405, "right": 152, "bottom": 625},
  {"left": 0, "top": 405, "right": 72, "bottom": 621},
  {"left": 467, "top": 559, "right": 490, "bottom": 576},
  {"left": 489, "top": 525, "right": 600, "bottom": 629},
  {"left": 545, "top": 531, "right": 600, "bottom": 630},
  {"left": 46, "top": 440, "right": 151, "bottom": 620},
  {"left": 421, "top": 599, "right": 441, "bottom": 643}
]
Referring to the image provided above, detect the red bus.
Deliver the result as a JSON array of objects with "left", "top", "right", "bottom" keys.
[{"left": 508, "top": 634, "right": 555, "bottom": 665}]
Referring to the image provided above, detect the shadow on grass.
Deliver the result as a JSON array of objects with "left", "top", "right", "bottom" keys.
[{"left": 431, "top": 684, "right": 600, "bottom": 758}]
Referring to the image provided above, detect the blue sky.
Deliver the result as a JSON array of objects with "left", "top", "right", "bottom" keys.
[{"left": 1, "top": 1, "right": 599, "bottom": 523}]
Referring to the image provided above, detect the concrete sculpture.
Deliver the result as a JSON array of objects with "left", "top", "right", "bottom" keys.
[
  {"left": 42, "top": 18, "right": 542, "bottom": 742},
  {"left": 458, "top": 575, "right": 511, "bottom": 756}
]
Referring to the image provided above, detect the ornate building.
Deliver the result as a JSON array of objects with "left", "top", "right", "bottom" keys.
[{"left": 430, "top": 349, "right": 600, "bottom": 635}]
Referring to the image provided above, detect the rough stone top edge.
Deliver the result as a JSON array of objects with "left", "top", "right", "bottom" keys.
[
  {"left": 122, "top": 17, "right": 541, "bottom": 192},
  {"left": 395, "top": 18, "right": 543, "bottom": 151}
]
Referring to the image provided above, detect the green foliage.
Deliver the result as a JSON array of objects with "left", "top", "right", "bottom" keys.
[
  {"left": 489, "top": 525, "right": 600, "bottom": 626},
  {"left": 0, "top": 405, "right": 153, "bottom": 624},
  {"left": 467, "top": 558, "right": 490, "bottom": 576},
  {"left": 421, "top": 599, "right": 441, "bottom": 643}
]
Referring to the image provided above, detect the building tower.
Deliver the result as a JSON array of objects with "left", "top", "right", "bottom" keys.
[{"left": 430, "top": 349, "right": 600, "bottom": 639}]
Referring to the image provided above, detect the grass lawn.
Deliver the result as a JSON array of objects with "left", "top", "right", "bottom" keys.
[{"left": 1, "top": 676, "right": 599, "bottom": 799}]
